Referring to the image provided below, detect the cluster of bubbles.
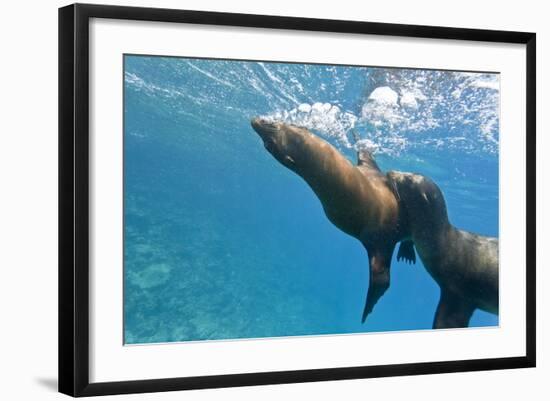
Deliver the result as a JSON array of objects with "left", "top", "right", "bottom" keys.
[
  {"left": 265, "top": 102, "right": 358, "bottom": 148},
  {"left": 262, "top": 68, "right": 500, "bottom": 156}
]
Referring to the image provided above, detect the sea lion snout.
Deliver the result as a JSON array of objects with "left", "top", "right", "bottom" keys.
[
  {"left": 251, "top": 117, "right": 279, "bottom": 141},
  {"left": 387, "top": 171, "right": 404, "bottom": 183},
  {"left": 388, "top": 172, "right": 430, "bottom": 199},
  {"left": 251, "top": 117, "right": 294, "bottom": 163},
  {"left": 388, "top": 171, "right": 418, "bottom": 184}
]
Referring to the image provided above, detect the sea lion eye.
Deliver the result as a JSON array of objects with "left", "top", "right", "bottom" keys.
[{"left": 284, "top": 155, "right": 296, "bottom": 165}]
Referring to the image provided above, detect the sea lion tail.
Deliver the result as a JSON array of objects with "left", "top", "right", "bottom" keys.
[{"left": 397, "top": 240, "right": 416, "bottom": 265}]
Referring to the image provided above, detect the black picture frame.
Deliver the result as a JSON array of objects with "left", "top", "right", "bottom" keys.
[{"left": 59, "top": 3, "right": 536, "bottom": 397}]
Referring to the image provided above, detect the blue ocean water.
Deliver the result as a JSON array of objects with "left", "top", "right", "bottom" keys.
[{"left": 123, "top": 55, "right": 499, "bottom": 344}]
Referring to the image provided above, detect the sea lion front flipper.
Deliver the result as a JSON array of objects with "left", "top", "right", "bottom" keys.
[
  {"left": 356, "top": 148, "right": 381, "bottom": 172},
  {"left": 361, "top": 244, "right": 394, "bottom": 323},
  {"left": 397, "top": 240, "right": 416, "bottom": 265},
  {"left": 433, "top": 290, "right": 475, "bottom": 329}
]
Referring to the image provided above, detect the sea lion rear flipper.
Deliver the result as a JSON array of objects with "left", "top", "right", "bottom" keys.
[
  {"left": 397, "top": 240, "right": 416, "bottom": 265},
  {"left": 433, "top": 290, "right": 475, "bottom": 329},
  {"left": 361, "top": 244, "right": 394, "bottom": 323}
]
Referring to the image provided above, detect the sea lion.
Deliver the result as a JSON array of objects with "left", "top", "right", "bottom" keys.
[
  {"left": 387, "top": 171, "right": 499, "bottom": 328},
  {"left": 251, "top": 118, "right": 416, "bottom": 322}
]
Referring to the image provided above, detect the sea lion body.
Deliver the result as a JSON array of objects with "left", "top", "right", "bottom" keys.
[
  {"left": 251, "top": 118, "right": 415, "bottom": 322},
  {"left": 388, "top": 171, "right": 499, "bottom": 328}
]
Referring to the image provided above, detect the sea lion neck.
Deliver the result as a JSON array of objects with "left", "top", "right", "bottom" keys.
[{"left": 399, "top": 195, "right": 449, "bottom": 242}]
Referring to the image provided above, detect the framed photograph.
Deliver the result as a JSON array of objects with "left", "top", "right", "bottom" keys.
[{"left": 58, "top": 3, "right": 536, "bottom": 397}]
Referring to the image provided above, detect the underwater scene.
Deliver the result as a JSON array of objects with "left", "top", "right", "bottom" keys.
[{"left": 123, "top": 55, "right": 499, "bottom": 344}]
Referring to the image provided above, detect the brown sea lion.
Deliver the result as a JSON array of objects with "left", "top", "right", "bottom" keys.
[
  {"left": 388, "top": 171, "right": 499, "bottom": 328},
  {"left": 251, "top": 118, "right": 415, "bottom": 323}
]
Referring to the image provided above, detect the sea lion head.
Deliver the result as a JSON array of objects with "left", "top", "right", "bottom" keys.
[
  {"left": 251, "top": 117, "right": 313, "bottom": 173},
  {"left": 387, "top": 171, "right": 450, "bottom": 232}
]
